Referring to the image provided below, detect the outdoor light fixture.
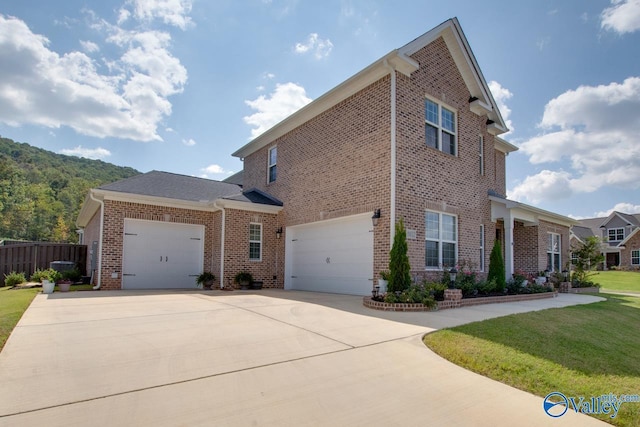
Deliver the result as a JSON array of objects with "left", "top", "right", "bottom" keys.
[
  {"left": 562, "top": 269, "right": 569, "bottom": 281},
  {"left": 449, "top": 267, "right": 457, "bottom": 289},
  {"left": 276, "top": 227, "right": 283, "bottom": 239},
  {"left": 371, "top": 209, "right": 381, "bottom": 227},
  {"left": 544, "top": 269, "right": 550, "bottom": 283}
]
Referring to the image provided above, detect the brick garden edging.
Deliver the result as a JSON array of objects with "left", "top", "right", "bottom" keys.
[{"left": 363, "top": 291, "right": 558, "bottom": 312}]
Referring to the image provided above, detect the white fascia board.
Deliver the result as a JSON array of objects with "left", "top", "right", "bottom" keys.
[
  {"left": 232, "top": 51, "right": 417, "bottom": 159},
  {"left": 494, "top": 137, "right": 519, "bottom": 154},
  {"left": 487, "top": 122, "right": 508, "bottom": 136},
  {"left": 489, "top": 196, "right": 577, "bottom": 227},
  {"left": 216, "top": 199, "right": 283, "bottom": 214},
  {"left": 76, "top": 192, "right": 101, "bottom": 228},
  {"left": 95, "top": 189, "right": 218, "bottom": 212},
  {"left": 470, "top": 98, "right": 492, "bottom": 116}
]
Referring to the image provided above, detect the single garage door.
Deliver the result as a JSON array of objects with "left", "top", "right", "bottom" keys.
[
  {"left": 286, "top": 213, "right": 373, "bottom": 295},
  {"left": 122, "top": 219, "right": 204, "bottom": 289}
]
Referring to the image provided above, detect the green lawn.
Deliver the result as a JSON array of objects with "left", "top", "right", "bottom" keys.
[
  {"left": 591, "top": 271, "right": 640, "bottom": 293},
  {"left": 424, "top": 294, "right": 640, "bottom": 426},
  {"left": 0, "top": 286, "right": 40, "bottom": 351}
]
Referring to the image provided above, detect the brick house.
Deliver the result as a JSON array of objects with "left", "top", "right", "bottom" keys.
[
  {"left": 571, "top": 211, "right": 640, "bottom": 270},
  {"left": 76, "top": 18, "right": 575, "bottom": 294}
]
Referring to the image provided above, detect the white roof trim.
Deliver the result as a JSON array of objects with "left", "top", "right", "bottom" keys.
[
  {"left": 490, "top": 196, "right": 577, "bottom": 227},
  {"left": 494, "top": 137, "right": 518, "bottom": 154},
  {"left": 216, "top": 199, "right": 283, "bottom": 214}
]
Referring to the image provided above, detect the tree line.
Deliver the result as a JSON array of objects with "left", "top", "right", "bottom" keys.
[{"left": 0, "top": 136, "right": 139, "bottom": 243}]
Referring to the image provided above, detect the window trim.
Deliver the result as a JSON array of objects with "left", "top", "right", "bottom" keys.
[
  {"left": 424, "top": 97, "right": 457, "bottom": 156},
  {"left": 425, "top": 210, "right": 458, "bottom": 270},
  {"left": 608, "top": 227, "right": 624, "bottom": 242},
  {"left": 479, "top": 135, "right": 484, "bottom": 176},
  {"left": 267, "top": 146, "right": 277, "bottom": 184},
  {"left": 547, "top": 232, "right": 561, "bottom": 271},
  {"left": 249, "top": 223, "right": 262, "bottom": 261},
  {"left": 479, "top": 224, "right": 485, "bottom": 272},
  {"left": 632, "top": 249, "right": 640, "bottom": 266}
]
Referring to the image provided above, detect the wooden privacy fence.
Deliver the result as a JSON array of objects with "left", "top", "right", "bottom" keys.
[{"left": 0, "top": 243, "right": 87, "bottom": 279}]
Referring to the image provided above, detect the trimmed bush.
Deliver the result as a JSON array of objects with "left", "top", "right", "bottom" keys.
[
  {"left": 388, "top": 218, "right": 411, "bottom": 293},
  {"left": 3, "top": 272, "right": 26, "bottom": 287},
  {"left": 487, "top": 240, "right": 506, "bottom": 292}
]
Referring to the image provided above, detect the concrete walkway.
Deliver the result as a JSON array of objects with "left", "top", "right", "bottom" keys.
[{"left": 0, "top": 290, "right": 607, "bottom": 426}]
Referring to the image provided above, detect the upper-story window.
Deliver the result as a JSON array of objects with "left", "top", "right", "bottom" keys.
[
  {"left": 608, "top": 228, "right": 624, "bottom": 242},
  {"left": 268, "top": 146, "right": 277, "bottom": 183},
  {"left": 425, "top": 98, "right": 456, "bottom": 155},
  {"left": 425, "top": 210, "right": 457, "bottom": 269}
]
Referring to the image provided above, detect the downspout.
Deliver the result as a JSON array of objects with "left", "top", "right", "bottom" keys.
[
  {"left": 213, "top": 201, "right": 226, "bottom": 289},
  {"left": 383, "top": 59, "right": 397, "bottom": 247},
  {"left": 89, "top": 191, "right": 104, "bottom": 290}
]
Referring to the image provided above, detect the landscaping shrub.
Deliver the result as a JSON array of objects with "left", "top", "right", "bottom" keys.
[
  {"left": 30, "top": 268, "right": 61, "bottom": 283},
  {"left": 3, "top": 271, "right": 26, "bottom": 287},
  {"left": 487, "top": 240, "right": 506, "bottom": 292},
  {"left": 388, "top": 218, "right": 411, "bottom": 293},
  {"left": 423, "top": 281, "right": 447, "bottom": 301},
  {"left": 61, "top": 268, "right": 82, "bottom": 282}
]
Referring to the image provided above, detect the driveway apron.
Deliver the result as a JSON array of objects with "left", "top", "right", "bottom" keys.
[{"left": 0, "top": 290, "right": 606, "bottom": 426}]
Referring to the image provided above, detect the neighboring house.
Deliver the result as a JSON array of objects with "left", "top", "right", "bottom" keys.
[
  {"left": 570, "top": 212, "right": 640, "bottom": 270},
  {"left": 76, "top": 18, "right": 575, "bottom": 294}
]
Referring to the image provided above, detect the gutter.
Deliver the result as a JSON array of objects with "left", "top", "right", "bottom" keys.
[
  {"left": 213, "top": 201, "right": 226, "bottom": 289},
  {"left": 88, "top": 191, "right": 104, "bottom": 290},
  {"left": 383, "top": 59, "right": 397, "bottom": 247}
]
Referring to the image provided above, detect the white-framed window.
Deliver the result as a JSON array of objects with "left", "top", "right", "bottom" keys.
[
  {"left": 425, "top": 98, "right": 457, "bottom": 155},
  {"left": 632, "top": 250, "right": 640, "bottom": 266},
  {"left": 267, "top": 146, "right": 277, "bottom": 183},
  {"left": 547, "top": 233, "right": 561, "bottom": 271},
  {"left": 425, "top": 211, "right": 457, "bottom": 269},
  {"left": 249, "top": 223, "right": 262, "bottom": 261},
  {"left": 608, "top": 228, "right": 624, "bottom": 242},
  {"left": 571, "top": 252, "right": 578, "bottom": 265},
  {"left": 479, "top": 224, "right": 485, "bottom": 272},
  {"left": 479, "top": 135, "right": 484, "bottom": 176}
]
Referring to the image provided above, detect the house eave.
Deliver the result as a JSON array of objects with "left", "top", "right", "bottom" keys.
[
  {"left": 217, "top": 199, "right": 283, "bottom": 214},
  {"left": 490, "top": 196, "right": 577, "bottom": 228},
  {"left": 494, "top": 137, "right": 518, "bottom": 154},
  {"left": 232, "top": 50, "right": 418, "bottom": 159}
]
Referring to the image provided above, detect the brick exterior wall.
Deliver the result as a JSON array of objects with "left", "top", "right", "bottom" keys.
[
  {"left": 98, "top": 200, "right": 218, "bottom": 290},
  {"left": 513, "top": 219, "right": 571, "bottom": 275},
  {"left": 620, "top": 231, "right": 640, "bottom": 270}
]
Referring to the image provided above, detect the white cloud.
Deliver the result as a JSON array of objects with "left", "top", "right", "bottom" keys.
[
  {"left": 595, "top": 202, "right": 640, "bottom": 217},
  {"left": 80, "top": 40, "right": 100, "bottom": 53},
  {"left": 244, "top": 82, "right": 312, "bottom": 139},
  {"left": 0, "top": 11, "right": 188, "bottom": 142},
  {"left": 601, "top": 0, "right": 640, "bottom": 34},
  {"left": 200, "top": 164, "right": 234, "bottom": 179},
  {"left": 515, "top": 77, "right": 640, "bottom": 202},
  {"left": 488, "top": 80, "right": 514, "bottom": 134},
  {"left": 59, "top": 145, "right": 111, "bottom": 159},
  {"left": 294, "top": 33, "right": 334, "bottom": 59},
  {"left": 508, "top": 170, "right": 574, "bottom": 204},
  {"left": 119, "top": 0, "right": 194, "bottom": 30},
  {"left": 182, "top": 137, "right": 195, "bottom": 146}
]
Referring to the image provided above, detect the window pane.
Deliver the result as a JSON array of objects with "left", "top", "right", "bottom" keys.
[
  {"left": 425, "top": 240, "right": 439, "bottom": 267},
  {"left": 425, "top": 124, "right": 438, "bottom": 148},
  {"left": 442, "top": 214, "right": 456, "bottom": 241},
  {"left": 426, "top": 212, "right": 439, "bottom": 239},
  {"left": 441, "top": 108, "right": 455, "bottom": 133},
  {"left": 269, "top": 165, "right": 277, "bottom": 183},
  {"left": 547, "top": 253, "right": 552, "bottom": 271},
  {"left": 442, "top": 242, "right": 456, "bottom": 268},
  {"left": 548, "top": 234, "right": 553, "bottom": 252},
  {"left": 442, "top": 131, "right": 455, "bottom": 155},
  {"left": 269, "top": 147, "right": 277, "bottom": 165},
  {"left": 249, "top": 242, "right": 261, "bottom": 260},
  {"left": 554, "top": 254, "right": 560, "bottom": 271},
  {"left": 249, "top": 224, "right": 261, "bottom": 241},
  {"left": 425, "top": 100, "right": 438, "bottom": 124}
]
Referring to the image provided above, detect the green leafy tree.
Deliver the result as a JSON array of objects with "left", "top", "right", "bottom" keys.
[
  {"left": 571, "top": 236, "right": 604, "bottom": 284},
  {"left": 487, "top": 239, "right": 506, "bottom": 292},
  {"left": 388, "top": 218, "right": 412, "bottom": 293}
]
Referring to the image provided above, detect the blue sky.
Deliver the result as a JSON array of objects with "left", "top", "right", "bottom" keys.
[{"left": 1, "top": 0, "right": 639, "bottom": 219}]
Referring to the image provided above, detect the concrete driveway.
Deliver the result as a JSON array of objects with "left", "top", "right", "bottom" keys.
[{"left": 0, "top": 290, "right": 606, "bottom": 426}]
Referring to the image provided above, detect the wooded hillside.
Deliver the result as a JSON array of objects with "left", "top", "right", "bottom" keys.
[{"left": 0, "top": 137, "right": 139, "bottom": 243}]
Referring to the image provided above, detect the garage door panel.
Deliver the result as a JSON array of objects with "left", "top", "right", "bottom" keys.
[
  {"left": 287, "top": 214, "right": 374, "bottom": 296},
  {"left": 122, "top": 220, "right": 204, "bottom": 290}
]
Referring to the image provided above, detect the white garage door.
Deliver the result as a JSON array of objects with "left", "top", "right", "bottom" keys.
[
  {"left": 122, "top": 219, "right": 204, "bottom": 289},
  {"left": 285, "top": 213, "right": 374, "bottom": 295}
]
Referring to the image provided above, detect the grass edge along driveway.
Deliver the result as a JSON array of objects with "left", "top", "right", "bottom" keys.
[
  {"left": 0, "top": 286, "right": 40, "bottom": 351},
  {"left": 424, "top": 293, "right": 640, "bottom": 426}
]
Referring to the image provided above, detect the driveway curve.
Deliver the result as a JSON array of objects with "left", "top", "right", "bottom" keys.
[{"left": 0, "top": 290, "right": 606, "bottom": 426}]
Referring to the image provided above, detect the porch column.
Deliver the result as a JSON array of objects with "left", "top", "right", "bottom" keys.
[{"left": 504, "top": 210, "right": 515, "bottom": 279}]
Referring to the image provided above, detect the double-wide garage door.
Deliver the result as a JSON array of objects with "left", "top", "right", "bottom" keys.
[
  {"left": 286, "top": 213, "right": 374, "bottom": 296},
  {"left": 122, "top": 219, "right": 204, "bottom": 289}
]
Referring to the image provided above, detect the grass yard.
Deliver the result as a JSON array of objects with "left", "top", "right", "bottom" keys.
[
  {"left": 0, "top": 286, "right": 40, "bottom": 351},
  {"left": 424, "top": 294, "right": 640, "bottom": 426},
  {"left": 591, "top": 271, "right": 640, "bottom": 293}
]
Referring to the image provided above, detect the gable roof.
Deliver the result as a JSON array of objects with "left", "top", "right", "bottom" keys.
[
  {"left": 599, "top": 211, "right": 640, "bottom": 228},
  {"left": 570, "top": 225, "right": 595, "bottom": 243},
  {"left": 232, "top": 17, "right": 508, "bottom": 159},
  {"left": 99, "top": 170, "right": 242, "bottom": 202},
  {"left": 573, "top": 211, "right": 640, "bottom": 248}
]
